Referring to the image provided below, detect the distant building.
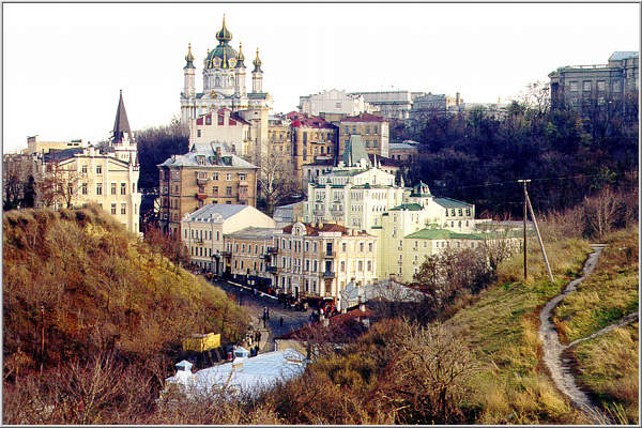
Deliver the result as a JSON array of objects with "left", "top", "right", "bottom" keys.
[
  {"left": 269, "top": 221, "right": 378, "bottom": 305},
  {"left": 267, "top": 112, "right": 338, "bottom": 189},
  {"left": 273, "top": 201, "right": 305, "bottom": 228},
  {"left": 389, "top": 140, "right": 420, "bottom": 163},
  {"left": 180, "top": 204, "right": 275, "bottom": 273},
  {"left": 158, "top": 143, "right": 259, "bottom": 235},
  {"left": 189, "top": 108, "right": 252, "bottom": 158},
  {"left": 25, "top": 136, "right": 87, "bottom": 155},
  {"left": 549, "top": 51, "right": 639, "bottom": 120},
  {"left": 299, "top": 89, "right": 373, "bottom": 117},
  {"left": 31, "top": 91, "right": 141, "bottom": 234},
  {"left": 338, "top": 112, "right": 390, "bottom": 158},
  {"left": 352, "top": 91, "right": 416, "bottom": 120},
  {"left": 302, "top": 153, "right": 401, "bottom": 189}
]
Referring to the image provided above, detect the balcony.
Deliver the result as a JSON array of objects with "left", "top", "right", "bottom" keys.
[
  {"left": 267, "top": 246, "right": 278, "bottom": 255},
  {"left": 196, "top": 177, "right": 210, "bottom": 185},
  {"left": 322, "top": 271, "right": 335, "bottom": 279},
  {"left": 323, "top": 251, "right": 336, "bottom": 258},
  {"left": 266, "top": 266, "right": 278, "bottom": 274},
  {"left": 195, "top": 192, "right": 208, "bottom": 201}
]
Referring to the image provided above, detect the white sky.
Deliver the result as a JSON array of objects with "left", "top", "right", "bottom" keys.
[{"left": 2, "top": 2, "right": 640, "bottom": 153}]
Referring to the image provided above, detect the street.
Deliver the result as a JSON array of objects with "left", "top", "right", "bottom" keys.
[{"left": 210, "top": 279, "right": 312, "bottom": 352}]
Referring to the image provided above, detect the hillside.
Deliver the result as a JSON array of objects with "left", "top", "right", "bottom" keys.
[{"left": 2, "top": 205, "right": 250, "bottom": 424}]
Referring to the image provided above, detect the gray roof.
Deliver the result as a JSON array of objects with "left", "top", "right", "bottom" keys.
[
  {"left": 158, "top": 145, "right": 257, "bottom": 169},
  {"left": 184, "top": 204, "right": 249, "bottom": 223},
  {"left": 609, "top": 51, "right": 639, "bottom": 61},
  {"left": 342, "top": 135, "right": 370, "bottom": 167},
  {"left": 226, "top": 227, "right": 280, "bottom": 240}
]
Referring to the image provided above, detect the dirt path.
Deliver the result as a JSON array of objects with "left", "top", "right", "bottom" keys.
[{"left": 538, "top": 245, "right": 612, "bottom": 423}]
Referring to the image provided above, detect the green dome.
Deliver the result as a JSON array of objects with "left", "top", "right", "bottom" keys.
[{"left": 205, "top": 15, "right": 238, "bottom": 69}]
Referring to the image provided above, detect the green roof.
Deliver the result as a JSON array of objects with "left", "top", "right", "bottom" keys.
[
  {"left": 434, "top": 197, "right": 473, "bottom": 209},
  {"left": 390, "top": 203, "right": 423, "bottom": 211},
  {"left": 405, "top": 228, "right": 484, "bottom": 240}
]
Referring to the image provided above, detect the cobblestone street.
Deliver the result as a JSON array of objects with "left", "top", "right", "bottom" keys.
[{"left": 210, "top": 279, "right": 312, "bottom": 352}]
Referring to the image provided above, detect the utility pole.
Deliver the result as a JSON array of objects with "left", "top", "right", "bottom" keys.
[
  {"left": 518, "top": 179, "right": 531, "bottom": 280},
  {"left": 525, "top": 188, "right": 554, "bottom": 283}
]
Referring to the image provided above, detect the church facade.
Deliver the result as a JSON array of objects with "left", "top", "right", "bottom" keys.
[{"left": 180, "top": 16, "right": 272, "bottom": 165}]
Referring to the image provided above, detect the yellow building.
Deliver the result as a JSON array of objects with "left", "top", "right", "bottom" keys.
[
  {"left": 338, "top": 112, "right": 389, "bottom": 158},
  {"left": 158, "top": 144, "right": 259, "bottom": 235},
  {"left": 270, "top": 222, "right": 378, "bottom": 306},
  {"left": 224, "top": 226, "right": 280, "bottom": 289}
]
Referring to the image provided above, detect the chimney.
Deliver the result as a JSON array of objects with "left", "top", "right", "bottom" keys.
[{"left": 173, "top": 360, "right": 194, "bottom": 383}]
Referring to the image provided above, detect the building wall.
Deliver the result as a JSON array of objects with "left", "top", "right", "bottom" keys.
[
  {"left": 299, "top": 89, "right": 372, "bottom": 116},
  {"left": 38, "top": 148, "right": 141, "bottom": 234},
  {"left": 26, "top": 136, "right": 86, "bottom": 155},
  {"left": 271, "top": 223, "right": 378, "bottom": 304},
  {"left": 338, "top": 118, "right": 390, "bottom": 158},
  {"left": 158, "top": 163, "right": 258, "bottom": 235},
  {"left": 189, "top": 110, "right": 251, "bottom": 157}
]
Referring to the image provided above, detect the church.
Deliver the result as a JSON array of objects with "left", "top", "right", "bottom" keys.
[{"left": 180, "top": 16, "right": 272, "bottom": 164}]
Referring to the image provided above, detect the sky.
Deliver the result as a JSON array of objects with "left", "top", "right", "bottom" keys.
[{"left": 2, "top": 2, "right": 640, "bottom": 153}]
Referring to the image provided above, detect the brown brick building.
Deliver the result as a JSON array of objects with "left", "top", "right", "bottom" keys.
[{"left": 158, "top": 144, "right": 258, "bottom": 235}]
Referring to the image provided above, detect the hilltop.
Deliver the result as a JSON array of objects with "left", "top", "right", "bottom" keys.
[{"left": 2, "top": 205, "right": 249, "bottom": 424}]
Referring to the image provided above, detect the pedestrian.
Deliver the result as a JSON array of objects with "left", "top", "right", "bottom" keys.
[
  {"left": 258, "top": 331, "right": 262, "bottom": 343},
  {"left": 280, "top": 316, "right": 284, "bottom": 327},
  {"left": 254, "top": 344, "right": 259, "bottom": 355},
  {"left": 266, "top": 307, "right": 270, "bottom": 320}
]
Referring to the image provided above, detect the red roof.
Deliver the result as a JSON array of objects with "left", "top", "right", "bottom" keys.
[{"left": 282, "top": 222, "right": 370, "bottom": 237}]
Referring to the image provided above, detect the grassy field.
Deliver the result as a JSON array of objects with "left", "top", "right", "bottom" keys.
[
  {"left": 554, "top": 226, "right": 639, "bottom": 424},
  {"left": 446, "top": 237, "right": 594, "bottom": 424}
]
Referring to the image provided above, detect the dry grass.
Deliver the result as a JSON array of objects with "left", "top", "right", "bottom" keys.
[
  {"left": 574, "top": 323, "right": 639, "bottom": 424},
  {"left": 446, "top": 237, "right": 592, "bottom": 424}
]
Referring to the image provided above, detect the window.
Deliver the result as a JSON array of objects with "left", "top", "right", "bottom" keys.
[
  {"left": 239, "top": 173, "right": 246, "bottom": 180},
  {"left": 121, "top": 203, "right": 126, "bottom": 215},
  {"left": 111, "top": 182, "right": 117, "bottom": 195},
  {"left": 218, "top": 115, "right": 224, "bottom": 125},
  {"left": 359, "top": 242, "right": 364, "bottom": 252},
  {"left": 367, "top": 260, "right": 372, "bottom": 272},
  {"left": 582, "top": 80, "right": 592, "bottom": 91},
  {"left": 340, "top": 261, "right": 346, "bottom": 272},
  {"left": 120, "top": 183, "right": 126, "bottom": 195},
  {"left": 226, "top": 186, "right": 232, "bottom": 196},
  {"left": 197, "top": 129, "right": 201, "bottom": 138},
  {"left": 96, "top": 183, "right": 102, "bottom": 195},
  {"left": 342, "top": 243, "right": 347, "bottom": 252},
  {"left": 569, "top": 81, "right": 579, "bottom": 92},
  {"left": 368, "top": 242, "right": 373, "bottom": 252},
  {"left": 358, "top": 260, "right": 363, "bottom": 271},
  {"left": 206, "top": 115, "right": 212, "bottom": 125},
  {"left": 81, "top": 183, "right": 88, "bottom": 195},
  {"left": 213, "top": 172, "right": 219, "bottom": 180},
  {"left": 96, "top": 165, "right": 102, "bottom": 174},
  {"left": 612, "top": 81, "right": 622, "bottom": 92},
  {"left": 81, "top": 165, "right": 88, "bottom": 174},
  {"left": 597, "top": 80, "right": 606, "bottom": 91},
  {"left": 212, "top": 186, "right": 219, "bottom": 195},
  {"left": 110, "top": 203, "right": 117, "bottom": 215}
]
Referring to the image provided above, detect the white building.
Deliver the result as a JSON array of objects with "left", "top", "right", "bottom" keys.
[
  {"left": 181, "top": 203, "right": 276, "bottom": 273},
  {"left": 304, "top": 135, "right": 405, "bottom": 230},
  {"left": 188, "top": 108, "right": 252, "bottom": 158},
  {"left": 298, "top": 89, "right": 373, "bottom": 117},
  {"left": 180, "top": 16, "right": 272, "bottom": 164}
]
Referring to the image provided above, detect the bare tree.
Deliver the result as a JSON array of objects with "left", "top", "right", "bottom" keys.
[
  {"left": 389, "top": 322, "right": 477, "bottom": 424},
  {"left": 2, "top": 153, "right": 36, "bottom": 210},
  {"left": 37, "top": 159, "right": 80, "bottom": 209},
  {"left": 583, "top": 186, "right": 621, "bottom": 240},
  {"left": 258, "top": 151, "right": 299, "bottom": 215}
]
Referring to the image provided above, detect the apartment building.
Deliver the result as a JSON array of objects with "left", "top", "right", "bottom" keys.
[
  {"left": 158, "top": 144, "right": 258, "bottom": 235},
  {"left": 338, "top": 113, "right": 389, "bottom": 158},
  {"left": 224, "top": 226, "right": 281, "bottom": 289},
  {"left": 189, "top": 108, "right": 253, "bottom": 158},
  {"left": 270, "top": 222, "right": 378, "bottom": 305}
]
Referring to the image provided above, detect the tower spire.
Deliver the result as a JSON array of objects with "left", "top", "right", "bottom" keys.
[
  {"left": 184, "top": 43, "right": 195, "bottom": 69},
  {"left": 252, "top": 47, "right": 263, "bottom": 73},
  {"left": 113, "top": 90, "right": 131, "bottom": 144}
]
